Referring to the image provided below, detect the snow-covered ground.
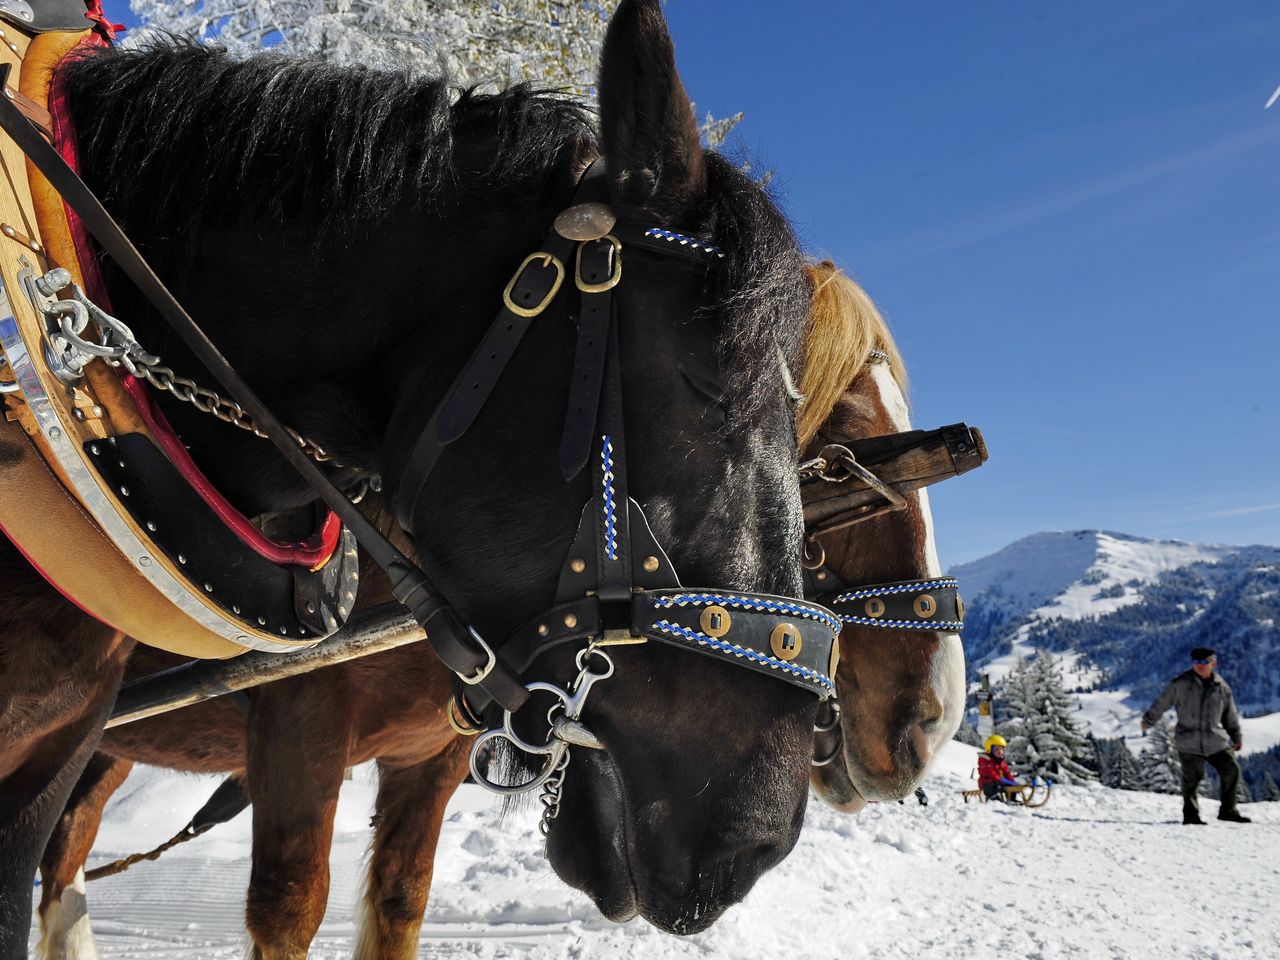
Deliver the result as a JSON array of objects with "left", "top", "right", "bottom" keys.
[{"left": 32, "top": 741, "right": 1280, "bottom": 959}]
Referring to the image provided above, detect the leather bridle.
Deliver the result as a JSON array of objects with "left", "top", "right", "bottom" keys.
[
  {"left": 377, "top": 160, "right": 845, "bottom": 797},
  {"left": 794, "top": 368, "right": 988, "bottom": 767}
]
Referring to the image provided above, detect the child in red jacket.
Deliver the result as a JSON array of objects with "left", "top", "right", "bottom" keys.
[{"left": 978, "top": 735, "right": 1019, "bottom": 800}]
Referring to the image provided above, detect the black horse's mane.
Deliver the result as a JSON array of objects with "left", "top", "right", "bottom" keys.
[
  {"left": 59, "top": 43, "right": 807, "bottom": 418},
  {"left": 59, "top": 41, "right": 594, "bottom": 231}
]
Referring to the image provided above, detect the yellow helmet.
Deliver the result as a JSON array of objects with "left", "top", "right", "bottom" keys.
[{"left": 983, "top": 734, "right": 1008, "bottom": 752}]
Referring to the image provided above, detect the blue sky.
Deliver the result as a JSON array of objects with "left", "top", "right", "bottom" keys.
[{"left": 102, "top": 1, "right": 1280, "bottom": 566}]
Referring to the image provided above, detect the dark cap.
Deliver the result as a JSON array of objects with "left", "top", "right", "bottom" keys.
[{"left": 1190, "top": 646, "right": 1216, "bottom": 661}]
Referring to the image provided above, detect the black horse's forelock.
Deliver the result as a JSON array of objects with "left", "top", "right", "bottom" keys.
[{"left": 58, "top": 42, "right": 806, "bottom": 426}]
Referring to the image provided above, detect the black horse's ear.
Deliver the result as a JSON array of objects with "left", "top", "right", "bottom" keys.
[{"left": 598, "top": 0, "right": 706, "bottom": 220}]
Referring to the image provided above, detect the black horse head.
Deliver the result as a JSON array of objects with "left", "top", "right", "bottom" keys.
[{"left": 63, "top": 0, "right": 815, "bottom": 934}]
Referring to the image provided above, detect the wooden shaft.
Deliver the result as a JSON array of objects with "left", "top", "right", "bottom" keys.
[{"left": 106, "top": 605, "right": 425, "bottom": 728}]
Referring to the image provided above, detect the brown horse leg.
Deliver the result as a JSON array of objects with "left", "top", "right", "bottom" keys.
[
  {"left": 35, "top": 753, "right": 133, "bottom": 960},
  {"left": 354, "top": 742, "right": 470, "bottom": 960},
  {"left": 0, "top": 537, "right": 129, "bottom": 960},
  {"left": 243, "top": 677, "right": 351, "bottom": 960}
]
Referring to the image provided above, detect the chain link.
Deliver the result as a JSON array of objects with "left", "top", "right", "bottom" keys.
[{"left": 797, "top": 443, "right": 859, "bottom": 483}]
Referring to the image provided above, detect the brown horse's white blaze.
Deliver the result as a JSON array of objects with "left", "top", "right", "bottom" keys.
[
  {"left": 800, "top": 264, "right": 966, "bottom": 811},
  {"left": 865, "top": 365, "right": 966, "bottom": 774}
]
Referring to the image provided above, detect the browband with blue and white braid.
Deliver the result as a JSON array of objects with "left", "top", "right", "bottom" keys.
[
  {"left": 820, "top": 576, "right": 965, "bottom": 634},
  {"left": 650, "top": 620, "right": 835, "bottom": 694},
  {"left": 653, "top": 592, "right": 842, "bottom": 637},
  {"left": 828, "top": 577, "right": 958, "bottom": 605}
]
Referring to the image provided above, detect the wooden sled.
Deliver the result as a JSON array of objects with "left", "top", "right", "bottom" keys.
[{"left": 962, "top": 780, "right": 1053, "bottom": 808}]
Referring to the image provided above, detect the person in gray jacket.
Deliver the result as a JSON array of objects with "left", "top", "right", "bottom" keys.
[{"left": 1141, "top": 646, "right": 1250, "bottom": 825}]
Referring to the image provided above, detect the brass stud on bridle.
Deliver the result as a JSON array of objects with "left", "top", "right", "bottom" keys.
[
  {"left": 913, "top": 594, "right": 937, "bottom": 619},
  {"left": 700, "top": 605, "right": 732, "bottom": 638},
  {"left": 770, "top": 623, "right": 803, "bottom": 661},
  {"left": 865, "top": 598, "right": 886, "bottom": 618}
]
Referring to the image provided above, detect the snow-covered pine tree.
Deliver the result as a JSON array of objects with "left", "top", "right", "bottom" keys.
[
  {"left": 954, "top": 719, "right": 983, "bottom": 748},
  {"left": 1093, "top": 736, "right": 1142, "bottom": 790},
  {"left": 994, "top": 651, "right": 1096, "bottom": 784},
  {"left": 1260, "top": 772, "right": 1280, "bottom": 802},
  {"left": 1136, "top": 717, "right": 1182, "bottom": 794},
  {"left": 128, "top": 0, "right": 744, "bottom": 146},
  {"left": 994, "top": 656, "right": 1035, "bottom": 770},
  {"left": 1113, "top": 743, "right": 1142, "bottom": 790},
  {"left": 1236, "top": 772, "right": 1252, "bottom": 805}
]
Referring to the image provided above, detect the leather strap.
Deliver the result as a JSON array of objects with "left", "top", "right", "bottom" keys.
[
  {"left": 435, "top": 241, "right": 573, "bottom": 443},
  {"left": 592, "top": 319, "right": 633, "bottom": 604},
  {"left": 389, "top": 163, "right": 611, "bottom": 528},
  {"left": 558, "top": 236, "right": 617, "bottom": 478}
]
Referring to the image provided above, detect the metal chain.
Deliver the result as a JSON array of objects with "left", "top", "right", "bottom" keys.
[
  {"left": 131, "top": 361, "right": 334, "bottom": 464},
  {"left": 538, "top": 750, "right": 572, "bottom": 836},
  {"left": 33, "top": 269, "right": 336, "bottom": 465}
]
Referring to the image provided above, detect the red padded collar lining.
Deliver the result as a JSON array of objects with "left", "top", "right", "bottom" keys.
[{"left": 49, "top": 45, "right": 340, "bottom": 570}]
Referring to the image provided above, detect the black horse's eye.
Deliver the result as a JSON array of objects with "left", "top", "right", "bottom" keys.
[{"left": 679, "top": 364, "right": 728, "bottom": 423}]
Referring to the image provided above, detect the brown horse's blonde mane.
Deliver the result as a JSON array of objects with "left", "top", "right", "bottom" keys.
[{"left": 797, "top": 260, "right": 908, "bottom": 449}]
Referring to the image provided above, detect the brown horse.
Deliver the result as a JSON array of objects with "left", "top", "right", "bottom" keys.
[
  {"left": 34, "top": 261, "right": 962, "bottom": 959},
  {"left": 801, "top": 262, "right": 967, "bottom": 811}
]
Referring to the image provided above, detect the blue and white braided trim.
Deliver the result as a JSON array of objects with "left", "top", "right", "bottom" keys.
[
  {"left": 653, "top": 592, "right": 841, "bottom": 637},
  {"left": 838, "top": 615, "right": 964, "bottom": 632},
  {"left": 643, "top": 227, "right": 725, "bottom": 259},
  {"left": 828, "top": 578, "right": 958, "bottom": 604},
  {"left": 600, "top": 435, "right": 618, "bottom": 561},
  {"left": 651, "top": 620, "right": 835, "bottom": 692}
]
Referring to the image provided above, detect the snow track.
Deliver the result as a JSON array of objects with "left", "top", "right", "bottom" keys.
[{"left": 31, "top": 743, "right": 1280, "bottom": 958}]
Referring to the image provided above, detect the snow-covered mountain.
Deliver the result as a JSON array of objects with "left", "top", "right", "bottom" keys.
[{"left": 951, "top": 531, "right": 1280, "bottom": 752}]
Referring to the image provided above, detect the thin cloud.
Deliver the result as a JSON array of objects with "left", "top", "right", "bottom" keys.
[
  {"left": 887, "top": 124, "right": 1280, "bottom": 260},
  {"left": 1267, "top": 83, "right": 1280, "bottom": 110},
  {"left": 1154, "top": 502, "right": 1280, "bottom": 526}
]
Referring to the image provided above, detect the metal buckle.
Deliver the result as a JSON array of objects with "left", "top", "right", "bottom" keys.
[
  {"left": 596, "top": 627, "right": 648, "bottom": 647},
  {"left": 503, "top": 252, "right": 565, "bottom": 318},
  {"left": 457, "top": 627, "right": 498, "bottom": 686},
  {"left": 446, "top": 696, "right": 482, "bottom": 736},
  {"left": 575, "top": 235, "right": 623, "bottom": 293}
]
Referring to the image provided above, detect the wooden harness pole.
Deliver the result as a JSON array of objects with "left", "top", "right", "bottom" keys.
[{"left": 106, "top": 605, "right": 425, "bottom": 728}]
